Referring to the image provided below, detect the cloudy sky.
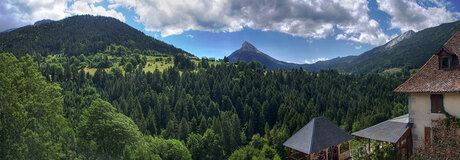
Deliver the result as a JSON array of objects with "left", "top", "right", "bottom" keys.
[{"left": 1, "top": 0, "right": 460, "bottom": 63}]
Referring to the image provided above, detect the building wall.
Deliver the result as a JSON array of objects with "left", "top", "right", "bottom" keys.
[
  {"left": 408, "top": 94, "right": 444, "bottom": 151},
  {"left": 444, "top": 93, "right": 460, "bottom": 118}
]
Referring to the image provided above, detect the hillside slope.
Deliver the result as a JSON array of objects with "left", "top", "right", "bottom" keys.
[
  {"left": 338, "top": 21, "right": 460, "bottom": 73},
  {"left": 0, "top": 15, "right": 190, "bottom": 57}
]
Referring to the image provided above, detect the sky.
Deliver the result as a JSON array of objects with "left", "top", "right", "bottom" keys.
[{"left": 1, "top": 0, "right": 460, "bottom": 64}]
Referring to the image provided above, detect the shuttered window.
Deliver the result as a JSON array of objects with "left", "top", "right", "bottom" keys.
[{"left": 430, "top": 94, "right": 443, "bottom": 113}]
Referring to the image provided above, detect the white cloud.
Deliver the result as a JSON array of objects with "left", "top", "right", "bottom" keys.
[
  {"left": 0, "top": 0, "right": 126, "bottom": 31},
  {"left": 68, "top": 1, "right": 125, "bottom": 22},
  {"left": 355, "top": 45, "right": 362, "bottom": 49},
  {"left": 376, "top": 0, "right": 459, "bottom": 32},
  {"left": 304, "top": 57, "right": 329, "bottom": 64},
  {"left": 108, "top": 0, "right": 392, "bottom": 45},
  {"left": 110, "top": 0, "right": 241, "bottom": 37},
  {"left": 0, "top": 0, "right": 70, "bottom": 31},
  {"left": 186, "top": 34, "right": 193, "bottom": 38},
  {"left": 334, "top": 0, "right": 391, "bottom": 45}
]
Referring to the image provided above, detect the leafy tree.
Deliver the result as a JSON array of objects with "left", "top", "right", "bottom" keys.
[
  {"left": 145, "top": 136, "right": 192, "bottom": 160},
  {"left": 111, "top": 66, "right": 123, "bottom": 77},
  {"left": 228, "top": 134, "right": 280, "bottom": 160},
  {"left": 124, "top": 62, "right": 134, "bottom": 72},
  {"left": 0, "top": 53, "right": 74, "bottom": 159},
  {"left": 77, "top": 98, "right": 143, "bottom": 158}
]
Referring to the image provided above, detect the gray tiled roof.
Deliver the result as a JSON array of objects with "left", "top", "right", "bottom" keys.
[
  {"left": 352, "top": 114, "right": 411, "bottom": 143},
  {"left": 283, "top": 116, "right": 353, "bottom": 154}
]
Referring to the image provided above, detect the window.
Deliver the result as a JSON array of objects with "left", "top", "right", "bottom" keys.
[
  {"left": 430, "top": 94, "right": 443, "bottom": 113},
  {"left": 440, "top": 56, "right": 451, "bottom": 70}
]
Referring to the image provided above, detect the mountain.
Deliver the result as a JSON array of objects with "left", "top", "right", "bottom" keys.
[
  {"left": 0, "top": 15, "right": 190, "bottom": 57},
  {"left": 310, "top": 30, "right": 416, "bottom": 71},
  {"left": 0, "top": 28, "right": 16, "bottom": 34},
  {"left": 228, "top": 41, "right": 302, "bottom": 70},
  {"left": 312, "top": 21, "right": 460, "bottom": 73},
  {"left": 228, "top": 20, "right": 460, "bottom": 73},
  {"left": 34, "top": 19, "right": 54, "bottom": 26},
  {"left": 0, "top": 19, "right": 54, "bottom": 35}
]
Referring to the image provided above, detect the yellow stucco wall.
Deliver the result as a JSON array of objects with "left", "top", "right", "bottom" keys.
[
  {"left": 408, "top": 94, "right": 448, "bottom": 150},
  {"left": 444, "top": 93, "right": 460, "bottom": 118},
  {"left": 408, "top": 93, "right": 460, "bottom": 151}
]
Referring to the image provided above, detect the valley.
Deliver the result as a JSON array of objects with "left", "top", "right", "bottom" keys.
[{"left": 0, "top": 14, "right": 458, "bottom": 160}]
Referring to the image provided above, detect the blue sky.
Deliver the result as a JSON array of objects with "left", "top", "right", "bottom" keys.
[{"left": 1, "top": 0, "right": 460, "bottom": 64}]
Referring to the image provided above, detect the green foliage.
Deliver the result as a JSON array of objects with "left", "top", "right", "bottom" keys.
[
  {"left": 1, "top": 50, "right": 410, "bottom": 159},
  {"left": 351, "top": 139, "right": 398, "bottom": 160},
  {"left": 0, "top": 15, "right": 189, "bottom": 57},
  {"left": 111, "top": 66, "right": 123, "bottom": 77},
  {"left": 0, "top": 53, "right": 74, "bottom": 159},
  {"left": 228, "top": 134, "right": 280, "bottom": 160},
  {"left": 146, "top": 136, "right": 192, "bottom": 160},
  {"left": 174, "top": 53, "right": 195, "bottom": 70},
  {"left": 77, "top": 98, "right": 143, "bottom": 158},
  {"left": 124, "top": 62, "right": 135, "bottom": 72}
]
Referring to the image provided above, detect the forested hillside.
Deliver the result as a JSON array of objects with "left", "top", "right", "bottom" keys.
[
  {"left": 329, "top": 20, "right": 460, "bottom": 73},
  {"left": 0, "top": 15, "right": 189, "bottom": 57},
  {"left": 0, "top": 47, "right": 409, "bottom": 159}
]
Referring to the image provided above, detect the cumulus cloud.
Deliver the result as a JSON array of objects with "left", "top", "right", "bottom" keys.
[
  {"left": 304, "top": 57, "right": 329, "bottom": 64},
  {"left": 334, "top": 0, "right": 391, "bottom": 45},
  {"left": 0, "top": 0, "right": 126, "bottom": 31},
  {"left": 376, "top": 0, "right": 459, "bottom": 32},
  {"left": 186, "top": 34, "right": 194, "bottom": 38},
  {"left": 355, "top": 45, "right": 362, "bottom": 49},
  {"left": 0, "top": 0, "right": 70, "bottom": 31},
  {"left": 68, "top": 0, "right": 126, "bottom": 22},
  {"left": 110, "top": 0, "right": 241, "bottom": 37},
  {"left": 109, "top": 0, "right": 391, "bottom": 45}
]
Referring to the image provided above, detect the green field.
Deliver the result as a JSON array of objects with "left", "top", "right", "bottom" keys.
[{"left": 82, "top": 55, "right": 225, "bottom": 75}]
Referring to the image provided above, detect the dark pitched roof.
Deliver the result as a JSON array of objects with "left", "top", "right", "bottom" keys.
[
  {"left": 352, "top": 114, "right": 411, "bottom": 143},
  {"left": 394, "top": 32, "right": 460, "bottom": 93},
  {"left": 283, "top": 116, "right": 353, "bottom": 154}
]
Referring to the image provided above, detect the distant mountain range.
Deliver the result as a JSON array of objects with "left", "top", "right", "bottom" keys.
[
  {"left": 0, "top": 15, "right": 190, "bottom": 57},
  {"left": 229, "top": 21, "right": 460, "bottom": 73}
]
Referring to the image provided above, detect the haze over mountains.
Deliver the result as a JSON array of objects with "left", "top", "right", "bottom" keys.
[{"left": 229, "top": 21, "right": 460, "bottom": 73}]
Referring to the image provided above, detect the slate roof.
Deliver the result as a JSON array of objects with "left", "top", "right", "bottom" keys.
[
  {"left": 352, "top": 114, "right": 411, "bottom": 143},
  {"left": 394, "top": 32, "right": 460, "bottom": 93},
  {"left": 283, "top": 116, "right": 353, "bottom": 154}
]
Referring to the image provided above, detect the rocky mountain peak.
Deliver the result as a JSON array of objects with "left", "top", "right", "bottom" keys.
[
  {"left": 240, "top": 41, "right": 258, "bottom": 52},
  {"left": 384, "top": 30, "right": 416, "bottom": 49}
]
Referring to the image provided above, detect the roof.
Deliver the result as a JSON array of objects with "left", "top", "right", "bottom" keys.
[
  {"left": 394, "top": 32, "right": 460, "bottom": 93},
  {"left": 352, "top": 114, "right": 411, "bottom": 143},
  {"left": 283, "top": 116, "right": 353, "bottom": 154}
]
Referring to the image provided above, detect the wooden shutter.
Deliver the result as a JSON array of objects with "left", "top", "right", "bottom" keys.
[
  {"left": 425, "top": 127, "right": 431, "bottom": 146},
  {"left": 430, "top": 95, "right": 443, "bottom": 113}
]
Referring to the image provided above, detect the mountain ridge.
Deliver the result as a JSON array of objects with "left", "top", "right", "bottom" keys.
[
  {"left": 0, "top": 15, "right": 191, "bottom": 57},
  {"left": 227, "top": 20, "right": 460, "bottom": 73}
]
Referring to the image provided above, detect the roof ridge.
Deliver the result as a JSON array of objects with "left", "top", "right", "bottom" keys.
[
  {"left": 309, "top": 117, "right": 317, "bottom": 154},
  {"left": 393, "top": 54, "right": 436, "bottom": 93}
]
